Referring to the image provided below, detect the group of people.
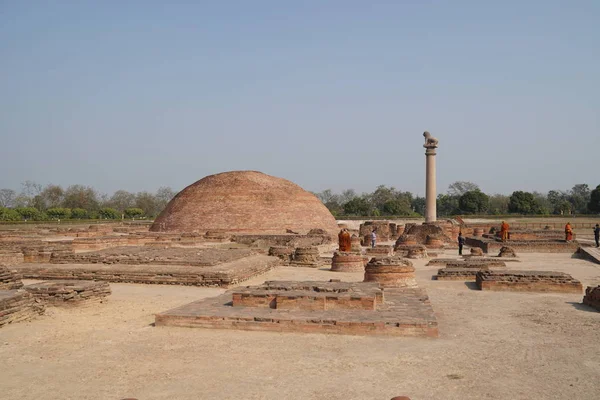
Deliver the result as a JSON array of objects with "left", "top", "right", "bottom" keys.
[{"left": 338, "top": 227, "right": 378, "bottom": 251}]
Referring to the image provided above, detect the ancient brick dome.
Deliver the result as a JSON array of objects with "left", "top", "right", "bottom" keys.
[{"left": 150, "top": 171, "right": 339, "bottom": 235}]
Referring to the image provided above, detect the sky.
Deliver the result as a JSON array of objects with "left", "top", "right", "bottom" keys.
[{"left": 1, "top": 1, "right": 598, "bottom": 197}]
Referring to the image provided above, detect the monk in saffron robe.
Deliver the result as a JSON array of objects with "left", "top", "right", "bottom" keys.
[
  {"left": 500, "top": 221, "right": 510, "bottom": 241},
  {"left": 338, "top": 229, "right": 352, "bottom": 252},
  {"left": 565, "top": 222, "right": 573, "bottom": 242}
]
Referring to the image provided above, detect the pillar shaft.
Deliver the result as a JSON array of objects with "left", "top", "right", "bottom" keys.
[{"left": 425, "top": 148, "right": 437, "bottom": 223}]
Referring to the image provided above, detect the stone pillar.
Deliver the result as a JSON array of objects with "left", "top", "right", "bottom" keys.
[{"left": 423, "top": 131, "right": 439, "bottom": 223}]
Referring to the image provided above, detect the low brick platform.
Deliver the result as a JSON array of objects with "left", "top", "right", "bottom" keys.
[
  {"left": 476, "top": 270, "right": 583, "bottom": 293},
  {"left": 330, "top": 252, "right": 365, "bottom": 272},
  {"left": 232, "top": 281, "right": 383, "bottom": 311},
  {"left": 25, "top": 280, "right": 111, "bottom": 306},
  {"left": 50, "top": 247, "right": 255, "bottom": 267},
  {"left": 427, "top": 257, "right": 518, "bottom": 267},
  {"left": 577, "top": 247, "right": 600, "bottom": 265},
  {"left": 11, "top": 255, "right": 279, "bottom": 288},
  {"left": 465, "top": 237, "right": 580, "bottom": 254},
  {"left": 582, "top": 286, "right": 600, "bottom": 311},
  {"left": 0, "top": 290, "right": 45, "bottom": 328},
  {"left": 0, "top": 266, "right": 23, "bottom": 290},
  {"left": 156, "top": 283, "right": 438, "bottom": 337}
]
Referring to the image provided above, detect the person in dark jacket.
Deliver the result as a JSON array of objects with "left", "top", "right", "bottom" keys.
[
  {"left": 458, "top": 232, "right": 465, "bottom": 255},
  {"left": 594, "top": 224, "right": 600, "bottom": 248}
]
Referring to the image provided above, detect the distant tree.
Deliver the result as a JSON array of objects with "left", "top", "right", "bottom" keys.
[
  {"left": 98, "top": 207, "right": 120, "bottom": 220},
  {"left": 447, "top": 181, "right": 480, "bottom": 197},
  {"left": 547, "top": 190, "right": 570, "bottom": 214},
  {"left": 14, "top": 207, "right": 41, "bottom": 221},
  {"left": 371, "top": 185, "right": 396, "bottom": 211},
  {"left": 0, "top": 189, "right": 16, "bottom": 208},
  {"left": 135, "top": 191, "right": 159, "bottom": 217},
  {"left": 46, "top": 207, "right": 72, "bottom": 220},
  {"left": 458, "top": 190, "right": 489, "bottom": 214},
  {"left": 411, "top": 196, "right": 426, "bottom": 216},
  {"left": 382, "top": 198, "right": 413, "bottom": 215},
  {"left": 156, "top": 186, "right": 176, "bottom": 211},
  {"left": 588, "top": 185, "right": 600, "bottom": 213},
  {"left": 63, "top": 185, "right": 99, "bottom": 210},
  {"left": 39, "top": 184, "right": 65, "bottom": 209},
  {"left": 508, "top": 191, "right": 542, "bottom": 214},
  {"left": 343, "top": 197, "right": 370, "bottom": 216},
  {"left": 108, "top": 190, "right": 136, "bottom": 212},
  {"left": 0, "top": 207, "right": 21, "bottom": 221},
  {"left": 339, "top": 189, "right": 357, "bottom": 204},
  {"left": 71, "top": 208, "right": 88, "bottom": 219},
  {"left": 569, "top": 184, "right": 591, "bottom": 214},
  {"left": 488, "top": 194, "right": 509, "bottom": 215},
  {"left": 437, "top": 194, "right": 459, "bottom": 216},
  {"left": 124, "top": 207, "right": 144, "bottom": 219}
]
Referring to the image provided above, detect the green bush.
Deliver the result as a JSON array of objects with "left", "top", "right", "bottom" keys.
[
  {"left": 46, "top": 207, "right": 72, "bottom": 220},
  {"left": 124, "top": 207, "right": 144, "bottom": 219},
  {"left": 14, "top": 207, "right": 41, "bottom": 221},
  {"left": 71, "top": 208, "right": 88, "bottom": 219},
  {"left": 0, "top": 207, "right": 21, "bottom": 221},
  {"left": 99, "top": 207, "right": 120, "bottom": 220}
]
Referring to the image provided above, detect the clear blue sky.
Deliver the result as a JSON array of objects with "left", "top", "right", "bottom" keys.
[{"left": 1, "top": 1, "right": 598, "bottom": 197}]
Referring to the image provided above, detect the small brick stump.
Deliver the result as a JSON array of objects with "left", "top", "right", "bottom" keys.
[
  {"left": 476, "top": 270, "right": 583, "bottom": 293},
  {"left": 364, "top": 257, "right": 417, "bottom": 288},
  {"left": 583, "top": 286, "right": 600, "bottom": 311},
  {"left": 331, "top": 251, "right": 365, "bottom": 272},
  {"left": 291, "top": 247, "right": 321, "bottom": 267},
  {"left": 425, "top": 234, "right": 444, "bottom": 249},
  {"left": 0, "top": 290, "right": 45, "bottom": 328},
  {"left": 396, "top": 234, "right": 418, "bottom": 246},
  {"left": 406, "top": 245, "right": 428, "bottom": 259},
  {"left": 0, "top": 266, "right": 23, "bottom": 290},
  {"left": 204, "top": 231, "right": 230, "bottom": 242},
  {"left": 498, "top": 246, "right": 517, "bottom": 258},
  {"left": 470, "top": 247, "right": 484, "bottom": 256},
  {"left": 25, "top": 280, "right": 111, "bottom": 306},
  {"left": 365, "top": 245, "right": 394, "bottom": 257},
  {"left": 268, "top": 246, "right": 295, "bottom": 265}
]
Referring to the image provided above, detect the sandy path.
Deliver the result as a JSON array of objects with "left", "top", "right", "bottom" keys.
[{"left": 1, "top": 253, "right": 599, "bottom": 400}]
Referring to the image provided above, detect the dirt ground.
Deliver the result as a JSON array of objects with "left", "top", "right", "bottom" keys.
[{"left": 1, "top": 252, "right": 599, "bottom": 400}]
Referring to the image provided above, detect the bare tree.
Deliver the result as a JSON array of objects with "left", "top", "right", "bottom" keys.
[{"left": 0, "top": 189, "right": 16, "bottom": 208}]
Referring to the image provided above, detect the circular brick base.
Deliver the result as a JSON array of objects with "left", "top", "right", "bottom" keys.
[
  {"left": 364, "top": 257, "right": 417, "bottom": 288},
  {"left": 331, "top": 251, "right": 365, "bottom": 272}
]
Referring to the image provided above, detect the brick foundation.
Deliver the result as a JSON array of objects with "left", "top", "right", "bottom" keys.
[
  {"left": 476, "top": 270, "right": 583, "bottom": 293},
  {"left": 582, "top": 286, "right": 600, "bottom": 311}
]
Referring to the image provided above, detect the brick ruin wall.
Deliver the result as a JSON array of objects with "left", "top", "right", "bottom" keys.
[{"left": 476, "top": 270, "right": 583, "bottom": 293}]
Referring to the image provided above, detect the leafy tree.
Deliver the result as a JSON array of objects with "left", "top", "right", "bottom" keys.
[
  {"left": 458, "top": 190, "right": 489, "bottom": 214},
  {"left": 343, "top": 197, "right": 370, "bottom": 216},
  {"left": 488, "top": 194, "right": 509, "bottom": 215},
  {"left": 71, "top": 208, "right": 88, "bottom": 219},
  {"left": 508, "top": 191, "right": 542, "bottom": 214},
  {"left": 135, "top": 191, "right": 159, "bottom": 217},
  {"left": 63, "top": 185, "right": 99, "bottom": 210},
  {"left": 382, "top": 198, "right": 412, "bottom": 215},
  {"left": 589, "top": 185, "right": 600, "bottom": 213},
  {"left": 0, "top": 189, "right": 16, "bottom": 208},
  {"left": 124, "top": 207, "right": 144, "bottom": 219},
  {"left": 14, "top": 207, "right": 41, "bottom": 221},
  {"left": 46, "top": 207, "right": 72, "bottom": 220},
  {"left": 547, "top": 190, "right": 570, "bottom": 214},
  {"left": 155, "top": 186, "right": 176, "bottom": 211},
  {"left": 437, "top": 194, "right": 459, "bottom": 216},
  {"left": 447, "top": 181, "right": 480, "bottom": 197},
  {"left": 98, "top": 207, "right": 120, "bottom": 219},
  {"left": 108, "top": 190, "right": 135, "bottom": 212},
  {"left": 39, "top": 185, "right": 65, "bottom": 209},
  {"left": 0, "top": 207, "right": 21, "bottom": 221},
  {"left": 411, "top": 196, "right": 426, "bottom": 216},
  {"left": 569, "top": 184, "right": 591, "bottom": 214}
]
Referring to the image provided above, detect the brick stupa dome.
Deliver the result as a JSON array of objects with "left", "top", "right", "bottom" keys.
[{"left": 150, "top": 171, "right": 339, "bottom": 235}]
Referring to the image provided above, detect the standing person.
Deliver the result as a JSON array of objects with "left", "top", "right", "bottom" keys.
[
  {"left": 458, "top": 232, "right": 465, "bottom": 255},
  {"left": 594, "top": 224, "right": 600, "bottom": 248},
  {"left": 565, "top": 222, "right": 573, "bottom": 242},
  {"left": 500, "top": 221, "right": 510, "bottom": 241},
  {"left": 371, "top": 228, "right": 377, "bottom": 248}
]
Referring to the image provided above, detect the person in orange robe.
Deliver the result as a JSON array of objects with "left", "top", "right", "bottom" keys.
[
  {"left": 338, "top": 229, "right": 352, "bottom": 252},
  {"left": 500, "top": 221, "right": 510, "bottom": 241},
  {"left": 565, "top": 222, "right": 573, "bottom": 242}
]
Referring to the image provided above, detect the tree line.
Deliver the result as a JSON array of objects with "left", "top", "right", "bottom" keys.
[
  {"left": 314, "top": 181, "right": 600, "bottom": 217},
  {"left": 0, "top": 181, "right": 176, "bottom": 221}
]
